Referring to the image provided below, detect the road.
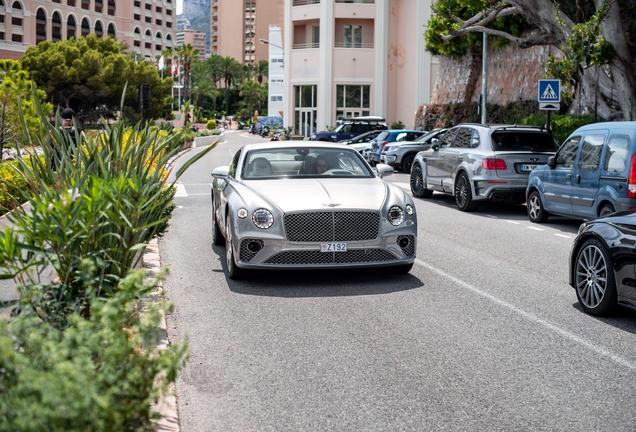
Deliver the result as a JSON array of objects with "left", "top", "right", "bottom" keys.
[{"left": 161, "top": 131, "right": 636, "bottom": 431}]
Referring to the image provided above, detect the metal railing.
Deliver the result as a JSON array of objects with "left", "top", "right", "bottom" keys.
[
  {"left": 335, "top": 0, "right": 374, "bottom": 3},
  {"left": 293, "top": 0, "right": 320, "bottom": 6},
  {"left": 292, "top": 43, "right": 320, "bottom": 49},
  {"left": 334, "top": 42, "right": 374, "bottom": 49}
]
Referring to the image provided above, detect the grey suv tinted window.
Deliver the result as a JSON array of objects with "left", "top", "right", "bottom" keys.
[
  {"left": 452, "top": 128, "right": 473, "bottom": 148},
  {"left": 491, "top": 131, "right": 558, "bottom": 152},
  {"left": 603, "top": 135, "right": 630, "bottom": 172},
  {"left": 437, "top": 129, "right": 458, "bottom": 148}
]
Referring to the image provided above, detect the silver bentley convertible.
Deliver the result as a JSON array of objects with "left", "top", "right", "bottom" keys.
[{"left": 211, "top": 142, "right": 418, "bottom": 279}]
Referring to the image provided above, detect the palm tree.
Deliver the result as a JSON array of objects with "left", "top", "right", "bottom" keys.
[
  {"left": 219, "top": 56, "right": 242, "bottom": 114},
  {"left": 239, "top": 80, "right": 262, "bottom": 116},
  {"left": 255, "top": 59, "right": 269, "bottom": 85},
  {"left": 175, "top": 44, "right": 199, "bottom": 103},
  {"left": 205, "top": 55, "right": 223, "bottom": 87},
  {"left": 191, "top": 61, "right": 220, "bottom": 112}
]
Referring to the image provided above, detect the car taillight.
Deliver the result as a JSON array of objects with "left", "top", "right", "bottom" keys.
[
  {"left": 628, "top": 154, "right": 636, "bottom": 197},
  {"left": 379, "top": 141, "right": 389, "bottom": 148},
  {"left": 482, "top": 158, "right": 507, "bottom": 170}
]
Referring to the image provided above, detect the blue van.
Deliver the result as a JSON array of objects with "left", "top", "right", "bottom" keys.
[{"left": 526, "top": 121, "right": 636, "bottom": 223}]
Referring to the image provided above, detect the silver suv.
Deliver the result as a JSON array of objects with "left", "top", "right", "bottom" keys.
[
  {"left": 381, "top": 129, "right": 448, "bottom": 173},
  {"left": 409, "top": 124, "right": 558, "bottom": 211}
]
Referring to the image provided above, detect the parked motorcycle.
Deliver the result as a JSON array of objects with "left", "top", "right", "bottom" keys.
[{"left": 260, "top": 125, "right": 270, "bottom": 138}]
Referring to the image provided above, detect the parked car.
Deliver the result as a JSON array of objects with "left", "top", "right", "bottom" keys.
[
  {"left": 381, "top": 128, "right": 448, "bottom": 173},
  {"left": 311, "top": 116, "right": 388, "bottom": 142},
  {"left": 526, "top": 121, "right": 636, "bottom": 223},
  {"left": 338, "top": 130, "right": 385, "bottom": 154},
  {"left": 569, "top": 211, "right": 636, "bottom": 315},
  {"left": 409, "top": 124, "right": 558, "bottom": 211},
  {"left": 211, "top": 142, "right": 417, "bottom": 279},
  {"left": 367, "top": 130, "right": 427, "bottom": 165},
  {"left": 253, "top": 116, "right": 284, "bottom": 135}
]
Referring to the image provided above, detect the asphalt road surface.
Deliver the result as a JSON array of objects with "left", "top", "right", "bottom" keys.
[{"left": 161, "top": 131, "right": 636, "bottom": 431}]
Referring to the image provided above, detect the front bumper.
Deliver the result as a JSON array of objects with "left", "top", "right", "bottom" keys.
[{"left": 233, "top": 231, "right": 417, "bottom": 269}]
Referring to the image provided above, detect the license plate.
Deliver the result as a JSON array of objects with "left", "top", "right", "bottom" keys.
[
  {"left": 521, "top": 164, "right": 538, "bottom": 172},
  {"left": 320, "top": 242, "right": 347, "bottom": 252}
]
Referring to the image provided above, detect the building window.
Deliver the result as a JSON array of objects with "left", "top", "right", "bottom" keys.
[
  {"left": 52, "top": 12, "right": 63, "bottom": 41},
  {"left": 12, "top": 17, "right": 22, "bottom": 26},
  {"left": 95, "top": 21, "right": 103, "bottom": 37},
  {"left": 134, "top": 0, "right": 140, "bottom": 6},
  {"left": 156, "top": 19, "right": 162, "bottom": 25},
  {"left": 336, "top": 85, "right": 370, "bottom": 119},
  {"left": 81, "top": 0, "right": 90, "bottom": 10},
  {"left": 67, "top": 0, "right": 76, "bottom": 6},
  {"left": 95, "top": 0, "right": 103, "bottom": 13},
  {"left": 12, "top": 33, "right": 21, "bottom": 42},
  {"left": 108, "top": 0, "right": 115, "bottom": 15},
  {"left": 294, "top": 85, "right": 318, "bottom": 137},
  {"left": 271, "top": 95, "right": 283, "bottom": 102},
  {"left": 134, "top": 40, "right": 140, "bottom": 47},
  {"left": 67, "top": 15, "right": 76, "bottom": 39},
  {"left": 81, "top": 17, "right": 90, "bottom": 36},
  {"left": 343, "top": 25, "right": 362, "bottom": 48},
  {"left": 134, "top": 14, "right": 140, "bottom": 20},
  {"left": 145, "top": 3, "right": 151, "bottom": 10},
  {"left": 0, "top": 32, "right": 4, "bottom": 40},
  {"left": 145, "top": 17, "right": 151, "bottom": 23},
  {"left": 313, "top": 26, "right": 320, "bottom": 46},
  {"left": 156, "top": 6, "right": 161, "bottom": 13},
  {"left": 35, "top": 8, "right": 46, "bottom": 44}
]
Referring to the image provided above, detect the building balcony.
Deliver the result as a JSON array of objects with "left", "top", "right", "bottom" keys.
[
  {"left": 335, "top": 0, "right": 374, "bottom": 3},
  {"left": 334, "top": 42, "right": 374, "bottom": 49},
  {"left": 292, "top": 43, "right": 319, "bottom": 49}
]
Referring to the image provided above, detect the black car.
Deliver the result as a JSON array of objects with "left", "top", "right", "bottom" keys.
[
  {"left": 311, "top": 116, "right": 388, "bottom": 142},
  {"left": 569, "top": 211, "right": 636, "bottom": 315}
]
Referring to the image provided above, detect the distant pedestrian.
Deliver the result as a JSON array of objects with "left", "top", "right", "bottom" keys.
[{"left": 47, "top": 108, "right": 84, "bottom": 171}]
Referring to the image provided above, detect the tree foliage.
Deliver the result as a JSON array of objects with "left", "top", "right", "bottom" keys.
[
  {"left": 20, "top": 35, "right": 172, "bottom": 123},
  {"left": 424, "top": 0, "right": 636, "bottom": 120}
]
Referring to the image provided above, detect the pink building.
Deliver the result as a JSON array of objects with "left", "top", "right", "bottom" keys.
[
  {"left": 283, "top": 0, "right": 438, "bottom": 136},
  {"left": 176, "top": 29, "right": 206, "bottom": 61},
  {"left": 0, "top": 0, "right": 176, "bottom": 61}
]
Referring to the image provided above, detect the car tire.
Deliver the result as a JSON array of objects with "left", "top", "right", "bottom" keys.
[
  {"left": 574, "top": 238, "right": 617, "bottom": 316},
  {"left": 383, "top": 263, "right": 414, "bottom": 274},
  {"left": 225, "top": 213, "right": 244, "bottom": 280},
  {"left": 598, "top": 203, "right": 615, "bottom": 217},
  {"left": 211, "top": 195, "right": 224, "bottom": 246},
  {"left": 401, "top": 155, "right": 415, "bottom": 173},
  {"left": 454, "top": 172, "right": 479, "bottom": 212},
  {"left": 527, "top": 191, "right": 549, "bottom": 223},
  {"left": 410, "top": 164, "right": 433, "bottom": 198}
]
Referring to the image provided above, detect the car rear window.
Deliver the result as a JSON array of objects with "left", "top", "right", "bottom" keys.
[{"left": 491, "top": 131, "right": 558, "bottom": 152}]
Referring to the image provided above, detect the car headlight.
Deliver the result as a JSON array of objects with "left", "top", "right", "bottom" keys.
[
  {"left": 310, "top": 134, "right": 316, "bottom": 140},
  {"left": 388, "top": 206, "right": 404, "bottom": 226},
  {"left": 252, "top": 209, "right": 274, "bottom": 229},
  {"left": 405, "top": 204, "right": 414, "bottom": 215}
]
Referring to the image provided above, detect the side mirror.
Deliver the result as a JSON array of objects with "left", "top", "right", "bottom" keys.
[
  {"left": 432, "top": 143, "right": 440, "bottom": 151},
  {"left": 430, "top": 138, "right": 439, "bottom": 145},
  {"left": 547, "top": 156, "right": 556, "bottom": 169},
  {"left": 375, "top": 163, "right": 394, "bottom": 178},
  {"left": 211, "top": 166, "right": 230, "bottom": 179}
]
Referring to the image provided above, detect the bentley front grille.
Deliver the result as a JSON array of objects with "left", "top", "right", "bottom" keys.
[
  {"left": 239, "top": 239, "right": 264, "bottom": 262},
  {"left": 284, "top": 211, "right": 380, "bottom": 242},
  {"left": 263, "top": 249, "right": 397, "bottom": 265}
]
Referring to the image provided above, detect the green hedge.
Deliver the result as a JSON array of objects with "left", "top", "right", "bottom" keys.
[{"left": 522, "top": 113, "right": 596, "bottom": 145}]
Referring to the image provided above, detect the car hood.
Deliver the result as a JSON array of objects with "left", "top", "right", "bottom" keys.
[{"left": 243, "top": 178, "right": 387, "bottom": 212}]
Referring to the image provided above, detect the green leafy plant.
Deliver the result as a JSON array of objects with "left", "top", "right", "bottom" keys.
[
  {"left": 391, "top": 121, "right": 405, "bottom": 129},
  {"left": 522, "top": 113, "right": 595, "bottom": 145},
  {"left": 0, "top": 269, "right": 189, "bottom": 432}
]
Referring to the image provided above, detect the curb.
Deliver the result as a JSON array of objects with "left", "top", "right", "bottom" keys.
[{"left": 144, "top": 238, "right": 181, "bottom": 432}]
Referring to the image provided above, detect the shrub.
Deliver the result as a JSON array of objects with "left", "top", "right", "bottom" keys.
[
  {"left": 391, "top": 121, "right": 405, "bottom": 129},
  {"left": 0, "top": 159, "right": 28, "bottom": 215},
  {"left": 0, "top": 270, "right": 189, "bottom": 432},
  {"left": 206, "top": 119, "right": 216, "bottom": 130},
  {"left": 522, "top": 113, "right": 595, "bottom": 145}
]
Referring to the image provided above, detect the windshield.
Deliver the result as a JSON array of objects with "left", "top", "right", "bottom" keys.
[
  {"left": 242, "top": 147, "right": 374, "bottom": 179},
  {"left": 491, "top": 131, "right": 559, "bottom": 152}
]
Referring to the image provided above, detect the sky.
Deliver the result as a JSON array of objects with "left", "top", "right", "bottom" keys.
[{"left": 177, "top": 0, "right": 182, "bottom": 15}]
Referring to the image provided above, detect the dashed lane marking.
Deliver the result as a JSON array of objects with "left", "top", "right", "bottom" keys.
[
  {"left": 527, "top": 226, "right": 544, "bottom": 231},
  {"left": 555, "top": 234, "right": 574, "bottom": 239},
  {"left": 505, "top": 220, "right": 520, "bottom": 225},
  {"left": 415, "top": 258, "right": 636, "bottom": 371},
  {"left": 174, "top": 184, "right": 188, "bottom": 197}
]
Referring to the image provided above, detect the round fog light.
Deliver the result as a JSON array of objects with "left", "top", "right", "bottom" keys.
[
  {"left": 405, "top": 204, "right": 414, "bottom": 215},
  {"left": 237, "top": 208, "right": 248, "bottom": 219}
]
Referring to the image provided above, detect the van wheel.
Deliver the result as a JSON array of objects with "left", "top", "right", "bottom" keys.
[
  {"left": 527, "top": 191, "right": 549, "bottom": 223},
  {"left": 598, "top": 204, "right": 615, "bottom": 218},
  {"left": 410, "top": 164, "right": 433, "bottom": 198},
  {"left": 454, "top": 173, "right": 479, "bottom": 212}
]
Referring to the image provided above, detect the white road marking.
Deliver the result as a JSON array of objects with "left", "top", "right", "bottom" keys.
[
  {"left": 174, "top": 184, "right": 188, "bottom": 197},
  {"left": 504, "top": 220, "right": 520, "bottom": 225},
  {"left": 527, "top": 226, "right": 544, "bottom": 231},
  {"left": 485, "top": 214, "right": 499, "bottom": 219},
  {"left": 415, "top": 259, "right": 636, "bottom": 371},
  {"left": 555, "top": 234, "right": 573, "bottom": 239}
]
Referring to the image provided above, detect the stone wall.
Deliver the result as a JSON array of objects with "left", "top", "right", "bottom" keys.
[{"left": 430, "top": 43, "right": 558, "bottom": 105}]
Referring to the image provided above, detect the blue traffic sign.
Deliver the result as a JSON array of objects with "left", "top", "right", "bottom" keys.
[{"left": 538, "top": 79, "right": 561, "bottom": 103}]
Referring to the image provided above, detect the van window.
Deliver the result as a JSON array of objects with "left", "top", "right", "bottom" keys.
[
  {"left": 556, "top": 136, "right": 581, "bottom": 168},
  {"left": 603, "top": 135, "right": 630, "bottom": 172},
  {"left": 577, "top": 134, "right": 605, "bottom": 171}
]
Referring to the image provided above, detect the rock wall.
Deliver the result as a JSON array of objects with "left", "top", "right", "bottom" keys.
[{"left": 430, "top": 43, "right": 558, "bottom": 105}]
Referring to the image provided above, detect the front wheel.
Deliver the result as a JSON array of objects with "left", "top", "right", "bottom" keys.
[
  {"left": 410, "top": 164, "right": 433, "bottom": 198},
  {"left": 401, "top": 155, "right": 415, "bottom": 173},
  {"left": 574, "top": 239, "right": 617, "bottom": 316},
  {"left": 211, "top": 195, "right": 224, "bottom": 246},
  {"left": 454, "top": 173, "right": 479, "bottom": 212},
  {"left": 225, "top": 214, "right": 244, "bottom": 280},
  {"left": 527, "top": 191, "right": 549, "bottom": 223}
]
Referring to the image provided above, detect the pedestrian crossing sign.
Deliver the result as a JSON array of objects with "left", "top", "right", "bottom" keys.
[{"left": 538, "top": 79, "right": 561, "bottom": 103}]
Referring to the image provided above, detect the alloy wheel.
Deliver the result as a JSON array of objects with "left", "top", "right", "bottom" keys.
[{"left": 575, "top": 244, "right": 608, "bottom": 310}]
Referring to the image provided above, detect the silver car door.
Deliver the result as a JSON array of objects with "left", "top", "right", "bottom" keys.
[
  {"left": 441, "top": 128, "right": 472, "bottom": 193},
  {"left": 425, "top": 128, "right": 458, "bottom": 189}
]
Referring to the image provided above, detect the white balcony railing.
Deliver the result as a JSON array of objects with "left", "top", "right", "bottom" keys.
[
  {"left": 293, "top": 0, "right": 319, "bottom": 6},
  {"left": 292, "top": 43, "right": 319, "bottom": 49},
  {"left": 334, "top": 42, "right": 374, "bottom": 49}
]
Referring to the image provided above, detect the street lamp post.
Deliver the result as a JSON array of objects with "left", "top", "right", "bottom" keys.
[{"left": 259, "top": 38, "right": 284, "bottom": 66}]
